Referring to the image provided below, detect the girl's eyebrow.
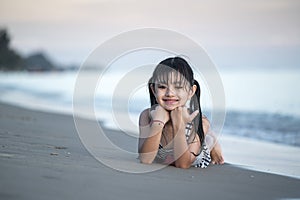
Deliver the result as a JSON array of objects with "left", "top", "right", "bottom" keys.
[{"left": 172, "top": 81, "right": 184, "bottom": 85}]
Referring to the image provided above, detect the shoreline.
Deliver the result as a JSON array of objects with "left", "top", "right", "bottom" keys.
[
  {"left": 1, "top": 101, "right": 300, "bottom": 178},
  {"left": 0, "top": 102, "right": 300, "bottom": 199},
  {"left": 220, "top": 134, "right": 300, "bottom": 179}
]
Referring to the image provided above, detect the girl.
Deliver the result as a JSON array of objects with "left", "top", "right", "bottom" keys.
[{"left": 138, "top": 56, "right": 224, "bottom": 169}]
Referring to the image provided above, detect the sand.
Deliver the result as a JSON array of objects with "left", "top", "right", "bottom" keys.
[{"left": 0, "top": 102, "right": 300, "bottom": 200}]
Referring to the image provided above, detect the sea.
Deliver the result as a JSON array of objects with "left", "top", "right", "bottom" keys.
[{"left": 0, "top": 68, "right": 300, "bottom": 147}]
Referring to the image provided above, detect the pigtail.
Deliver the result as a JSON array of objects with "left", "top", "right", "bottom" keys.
[{"left": 191, "top": 80, "right": 205, "bottom": 145}]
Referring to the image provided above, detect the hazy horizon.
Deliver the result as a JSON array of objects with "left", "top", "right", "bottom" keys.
[{"left": 1, "top": 0, "right": 300, "bottom": 70}]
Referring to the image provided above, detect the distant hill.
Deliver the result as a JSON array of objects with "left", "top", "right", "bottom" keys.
[
  {"left": 0, "top": 28, "right": 63, "bottom": 71},
  {"left": 24, "top": 53, "right": 55, "bottom": 71}
]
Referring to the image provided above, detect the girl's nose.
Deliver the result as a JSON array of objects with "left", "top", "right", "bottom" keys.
[{"left": 165, "top": 87, "right": 174, "bottom": 96}]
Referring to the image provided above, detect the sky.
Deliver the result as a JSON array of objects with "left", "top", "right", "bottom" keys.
[{"left": 1, "top": 0, "right": 300, "bottom": 69}]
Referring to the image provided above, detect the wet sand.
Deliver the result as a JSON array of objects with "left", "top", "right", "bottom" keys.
[{"left": 0, "top": 102, "right": 299, "bottom": 200}]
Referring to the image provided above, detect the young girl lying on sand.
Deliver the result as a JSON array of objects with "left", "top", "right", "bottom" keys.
[{"left": 138, "top": 56, "right": 224, "bottom": 169}]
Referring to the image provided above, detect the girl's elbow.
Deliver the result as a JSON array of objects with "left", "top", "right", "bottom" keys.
[
  {"left": 140, "top": 159, "right": 153, "bottom": 165},
  {"left": 139, "top": 155, "right": 154, "bottom": 164},
  {"left": 175, "top": 162, "right": 191, "bottom": 169}
]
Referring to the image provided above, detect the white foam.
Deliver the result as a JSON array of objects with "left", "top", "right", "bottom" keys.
[{"left": 219, "top": 134, "right": 300, "bottom": 179}]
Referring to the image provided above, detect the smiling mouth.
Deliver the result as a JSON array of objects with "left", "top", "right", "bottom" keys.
[{"left": 163, "top": 99, "right": 179, "bottom": 104}]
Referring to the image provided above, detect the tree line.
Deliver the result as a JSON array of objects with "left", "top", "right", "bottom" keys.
[{"left": 0, "top": 28, "right": 59, "bottom": 71}]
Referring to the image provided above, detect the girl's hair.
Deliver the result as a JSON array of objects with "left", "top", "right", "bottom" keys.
[{"left": 148, "top": 56, "right": 205, "bottom": 145}]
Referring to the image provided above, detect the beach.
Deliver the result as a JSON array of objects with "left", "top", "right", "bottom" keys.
[
  {"left": 2, "top": 1, "right": 300, "bottom": 199},
  {"left": 1, "top": 102, "right": 300, "bottom": 200}
]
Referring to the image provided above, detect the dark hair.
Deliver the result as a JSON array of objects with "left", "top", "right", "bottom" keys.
[{"left": 148, "top": 56, "right": 205, "bottom": 144}]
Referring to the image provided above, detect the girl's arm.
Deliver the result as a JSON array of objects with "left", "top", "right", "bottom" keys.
[
  {"left": 172, "top": 123, "right": 200, "bottom": 168},
  {"left": 171, "top": 107, "right": 200, "bottom": 169},
  {"left": 138, "top": 108, "right": 165, "bottom": 164}
]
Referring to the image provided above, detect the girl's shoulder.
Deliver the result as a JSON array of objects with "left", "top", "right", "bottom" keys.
[
  {"left": 139, "top": 108, "right": 151, "bottom": 126},
  {"left": 201, "top": 115, "right": 210, "bottom": 133},
  {"left": 140, "top": 108, "right": 150, "bottom": 117}
]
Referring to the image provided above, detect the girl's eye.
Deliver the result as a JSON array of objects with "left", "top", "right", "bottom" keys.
[{"left": 157, "top": 85, "right": 167, "bottom": 89}]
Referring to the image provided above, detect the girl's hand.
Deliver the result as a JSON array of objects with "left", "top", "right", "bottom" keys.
[
  {"left": 149, "top": 105, "right": 170, "bottom": 124},
  {"left": 170, "top": 106, "right": 199, "bottom": 128}
]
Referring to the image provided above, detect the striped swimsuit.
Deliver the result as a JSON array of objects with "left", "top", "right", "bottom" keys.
[{"left": 155, "top": 122, "right": 211, "bottom": 168}]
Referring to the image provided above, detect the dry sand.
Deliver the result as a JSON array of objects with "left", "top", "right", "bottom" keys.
[{"left": 0, "top": 103, "right": 299, "bottom": 200}]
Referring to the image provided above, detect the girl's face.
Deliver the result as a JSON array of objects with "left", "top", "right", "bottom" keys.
[{"left": 151, "top": 72, "right": 196, "bottom": 111}]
